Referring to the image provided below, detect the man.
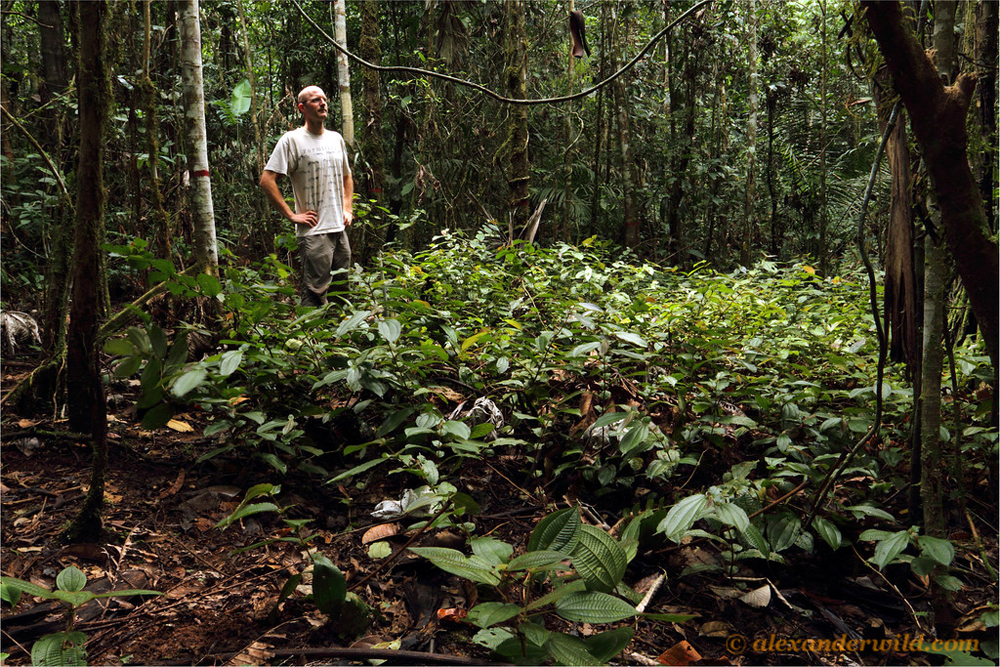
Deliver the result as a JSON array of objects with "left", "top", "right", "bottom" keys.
[{"left": 260, "top": 86, "right": 354, "bottom": 307}]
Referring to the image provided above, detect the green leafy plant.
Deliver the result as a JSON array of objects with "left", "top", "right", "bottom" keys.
[
  {"left": 410, "top": 506, "right": 694, "bottom": 665},
  {"left": 859, "top": 527, "right": 962, "bottom": 591},
  {"left": 1, "top": 566, "right": 160, "bottom": 667},
  {"left": 215, "top": 483, "right": 371, "bottom": 634}
]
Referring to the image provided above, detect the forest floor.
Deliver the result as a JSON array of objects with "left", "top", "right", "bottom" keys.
[{"left": 1, "top": 358, "right": 996, "bottom": 667}]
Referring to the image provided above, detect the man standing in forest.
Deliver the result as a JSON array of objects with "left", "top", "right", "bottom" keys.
[{"left": 260, "top": 85, "right": 354, "bottom": 307}]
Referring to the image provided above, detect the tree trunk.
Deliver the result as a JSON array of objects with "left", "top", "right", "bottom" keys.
[
  {"left": 974, "top": 0, "right": 997, "bottom": 233},
  {"left": 143, "top": 0, "right": 172, "bottom": 262},
  {"left": 742, "top": 0, "right": 758, "bottom": 267},
  {"left": 505, "top": 0, "right": 530, "bottom": 231},
  {"left": 38, "top": 0, "right": 68, "bottom": 159},
  {"left": 359, "top": 0, "right": 385, "bottom": 204},
  {"left": 588, "top": 2, "right": 608, "bottom": 239},
  {"left": 333, "top": 0, "right": 354, "bottom": 146},
  {"left": 178, "top": 0, "right": 218, "bottom": 275},
  {"left": 65, "top": 0, "right": 110, "bottom": 543},
  {"left": 919, "top": 234, "right": 947, "bottom": 538},
  {"left": 818, "top": 0, "right": 829, "bottom": 276},
  {"left": 863, "top": 0, "right": 999, "bottom": 370}
]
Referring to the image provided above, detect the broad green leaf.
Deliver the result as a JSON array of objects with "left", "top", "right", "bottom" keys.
[
  {"left": 56, "top": 567, "right": 87, "bottom": 593},
  {"left": 768, "top": 515, "right": 802, "bottom": 553},
  {"left": 312, "top": 554, "right": 347, "bottom": 615},
  {"left": 584, "top": 626, "right": 635, "bottom": 663},
  {"left": 554, "top": 591, "right": 637, "bottom": 623},
  {"left": 1, "top": 581, "right": 22, "bottom": 607},
  {"left": 103, "top": 338, "right": 136, "bottom": 356},
  {"left": 331, "top": 456, "right": 386, "bottom": 482},
  {"left": 466, "top": 601, "right": 522, "bottom": 629},
  {"left": 740, "top": 523, "right": 770, "bottom": 559},
  {"left": 32, "top": 631, "right": 86, "bottom": 667},
  {"left": 571, "top": 525, "right": 628, "bottom": 592},
  {"left": 0, "top": 577, "right": 54, "bottom": 600},
  {"left": 146, "top": 324, "right": 167, "bottom": 358},
  {"left": 472, "top": 627, "right": 516, "bottom": 651},
  {"left": 408, "top": 547, "right": 501, "bottom": 585},
  {"left": 215, "top": 502, "right": 279, "bottom": 529},
  {"left": 507, "top": 550, "right": 566, "bottom": 572},
  {"left": 528, "top": 507, "right": 581, "bottom": 554},
  {"left": 52, "top": 590, "right": 94, "bottom": 607},
  {"left": 378, "top": 318, "right": 402, "bottom": 344},
  {"left": 470, "top": 537, "right": 513, "bottom": 566},
  {"left": 91, "top": 589, "right": 161, "bottom": 599},
  {"left": 871, "top": 530, "right": 911, "bottom": 570},
  {"left": 196, "top": 272, "right": 223, "bottom": 297},
  {"left": 336, "top": 310, "right": 370, "bottom": 337},
  {"left": 140, "top": 402, "right": 174, "bottom": 431},
  {"left": 525, "top": 579, "right": 587, "bottom": 612},
  {"left": 917, "top": 535, "right": 954, "bottom": 566},
  {"left": 713, "top": 502, "right": 750, "bottom": 533},
  {"left": 114, "top": 355, "right": 143, "bottom": 378},
  {"left": 657, "top": 494, "right": 710, "bottom": 542},
  {"left": 441, "top": 420, "right": 471, "bottom": 440},
  {"left": 229, "top": 78, "right": 252, "bottom": 116},
  {"left": 377, "top": 408, "right": 415, "bottom": 437},
  {"left": 219, "top": 350, "right": 243, "bottom": 377},
  {"left": 568, "top": 341, "right": 602, "bottom": 358},
  {"left": 591, "top": 412, "right": 626, "bottom": 429},
  {"left": 812, "top": 517, "right": 842, "bottom": 550},
  {"left": 171, "top": 367, "right": 207, "bottom": 398},
  {"left": 932, "top": 574, "right": 964, "bottom": 592},
  {"left": 613, "top": 331, "right": 647, "bottom": 347},
  {"left": 618, "top": 423, "right": 650, "bottom": 457},
  {"left": 546, "top": 633, "right": 602, "bottom": 666}
]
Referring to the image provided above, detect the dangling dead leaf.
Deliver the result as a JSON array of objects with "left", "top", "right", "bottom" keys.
[
  {"left": 17, "top": 418, "right": 41, "bottom": 428},
  {"left": 166, "top": 419, "right": 194, "bottom": 433},
  {"left": 739, "top": 584, "right": 771, "bottom": 608},
  {"left": 362, "top": 523, "right": 401, "bottom": 544},
  {"left": 227, "top": 640, "right": 273, "bottom": 666},
  {"left": 656, "top": 640, "right": 702, "bottom": 666}
]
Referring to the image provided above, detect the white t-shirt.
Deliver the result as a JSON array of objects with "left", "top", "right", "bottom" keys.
[{"left": 264, "top": 126, "right": 352, "bottom": 237}]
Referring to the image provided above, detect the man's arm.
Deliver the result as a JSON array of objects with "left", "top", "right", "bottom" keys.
[
  {"left": 342, "top": 172, "right": 354, "bottom": 226},
  {"left": 259, "top": 169, "right": 317, "bottom": 227}
]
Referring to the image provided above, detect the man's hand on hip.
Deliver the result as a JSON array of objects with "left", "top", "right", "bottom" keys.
[{"left": 291, "top": 210, "right": 319, "bottom": 227}]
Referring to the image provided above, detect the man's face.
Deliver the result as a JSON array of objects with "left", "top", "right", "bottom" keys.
[{"left": 299, "top": 88, "right": 328, "bottom": 123}]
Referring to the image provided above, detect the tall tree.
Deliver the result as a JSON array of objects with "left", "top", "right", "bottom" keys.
[
  {"left": 742, "top": 0, "right": 759, "bottom": 266},
  {"left": 504, "top": 0, "right": 530, "bottom": 231},
  {"left": 613, "top": 1, "right": 638, "bottom": 249},
  {"left": 863, "top": 0, "right": 999, "bottom": 370},
  {"left": 178, "top": 0, "right": 218, "bottom": 274},
  {"left": 333, "top": 0, "right": 354, "bottom": 146},
  {"left": 65, "top": 0, "right": 110, "bottom": 542}
]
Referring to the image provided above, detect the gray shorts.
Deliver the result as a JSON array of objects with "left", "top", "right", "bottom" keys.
[{"left": 299, "top": 231, "right": 351, "bottom": 307}]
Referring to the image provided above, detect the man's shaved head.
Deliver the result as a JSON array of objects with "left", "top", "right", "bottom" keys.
[{"left": 298, "top": 86, "right": 326, "bottom": 104}]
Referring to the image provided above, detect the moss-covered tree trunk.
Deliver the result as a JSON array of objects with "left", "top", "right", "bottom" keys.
[{"left": 65, "top": 0, "right": 110, "bottom": 544}]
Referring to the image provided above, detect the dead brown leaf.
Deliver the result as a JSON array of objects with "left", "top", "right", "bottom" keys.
[
  {"left": 362, "top": 523, "right": 401, "bottom": 544},
  {"left": 227, "top": 641, "right": 273, "bottom": 666},
  {"left": 657, "top": 640, "right": 702, "bottom": 665}
]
